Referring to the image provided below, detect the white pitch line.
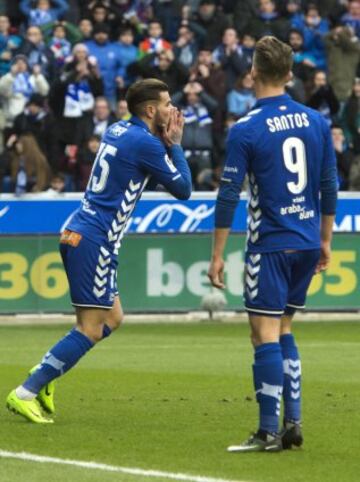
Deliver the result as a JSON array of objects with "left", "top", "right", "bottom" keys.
[{"left": 0, "top": 450, "right": 249, "bottom": 482}]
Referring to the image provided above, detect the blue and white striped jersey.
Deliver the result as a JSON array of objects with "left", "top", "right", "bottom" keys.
[
  {"left": 66, "top": 116, "right": 191, "bottom": 254},
  {"left": 218, "top": 94, "right": 337, "bottom": 252}
]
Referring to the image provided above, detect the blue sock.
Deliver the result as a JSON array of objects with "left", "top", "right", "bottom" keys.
[
  {"left": 102, "top": 324, "right": 112, "bottom": 339},
  {"left": 280, "top": 334, "right": 301, "bottom": 423},
  {"left": 23, "top": 328, "right": 94, "bottom": 394},
  {"left": 253, "top": 342, "right": 283, "bottom": 434}
]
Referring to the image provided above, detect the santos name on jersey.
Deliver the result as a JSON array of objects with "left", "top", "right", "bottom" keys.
[
  {"left": 66, "top": 117, "right": 191, "bottom": 255},
  {"left": 220, "top": 93, "right": 337, "bottom": 253}
]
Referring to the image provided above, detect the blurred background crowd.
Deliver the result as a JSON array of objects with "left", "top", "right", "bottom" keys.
[{"left": 0, "top": 0, "right": 360, "bottom": 194}]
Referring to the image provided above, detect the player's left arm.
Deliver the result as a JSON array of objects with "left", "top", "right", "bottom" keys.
[
  {"left": 208, "top": 124, "right": 249, "bottom": 289},
  {"left": 316, "top": 119, "right": 338, "bottom": 273}
]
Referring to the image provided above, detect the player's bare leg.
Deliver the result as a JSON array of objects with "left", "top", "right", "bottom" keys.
[
  {"left": 279, "top": 313, "right": 303, "bottom": 449},
  {"left": 228, "top": 315, "right": 283, "bottom": 452},
  {"left": 105, "top": 296, "right": 124, "bottom": 332},
  {"left": 249, "top": 314, "right": 280, "bottom": 347},
  {"left": 75, "top": 295, "right": 124, "bottom": 343},
  {"left": 280, "top": 314, "right": 293, "bottom": 336}
]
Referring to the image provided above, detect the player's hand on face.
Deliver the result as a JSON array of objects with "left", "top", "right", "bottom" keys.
[
  {"left": 315, "top": 241, "right": 331, "bottom": 274},
  {"left": 162, "top": 108, "right": 184, "bottom": 146},
  {"left": 207, "top": 257, "right": 226, "bottom": 289}
]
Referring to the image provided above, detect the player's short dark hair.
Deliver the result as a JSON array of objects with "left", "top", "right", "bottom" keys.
[
  {"left": 125, "top": 78, "right": 169, "bottom": 116},
  {"left": 254, "top": 36, "right": 293, "bottom": 84}
]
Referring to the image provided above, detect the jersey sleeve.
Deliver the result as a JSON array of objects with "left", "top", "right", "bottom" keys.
[
  {"left": 215, "top": 123, "right": 251, "bottom": 228},
  {"left": 138, "top": 136, "right": 192, "bottom": 200}
]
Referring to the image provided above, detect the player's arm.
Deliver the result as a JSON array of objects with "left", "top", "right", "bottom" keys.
[
  {"left": 208, "top": 125, "right": 249, "bottom": 289},
  {"left": 139, "top": 110, "right": 192, "bottom": 200},
  {"left": 316, "top": 121, "right": 338, "bottom": 273}
]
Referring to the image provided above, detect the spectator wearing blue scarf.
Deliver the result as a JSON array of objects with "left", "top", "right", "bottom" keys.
[
  {"left": 49, "top": 23, "right": 71, "bottom": 68},
  {"left": 18, "top": 26, "right": 56, "bottom": 81},
  {"left": 173, "top": 81, "right": 218, "bottom": 188},
  {"left": 48, "top": 43, "right": 103, "bottom": 153},
  {"left": 0, "top": 54, "right": 49, "bottom": 129}
]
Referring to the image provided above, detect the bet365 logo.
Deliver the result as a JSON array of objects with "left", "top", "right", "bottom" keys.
[{"left": 146, "top": 249, "right": 243, "bottom": 297}]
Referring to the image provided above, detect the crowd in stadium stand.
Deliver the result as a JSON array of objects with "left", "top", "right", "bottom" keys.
[{"left": 0, "top": 0, "right": 360, "bottom": 193}]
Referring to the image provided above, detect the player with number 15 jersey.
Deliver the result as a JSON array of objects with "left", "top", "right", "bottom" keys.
[
  {"left": 64, "top": 98, "right": 191, "bottom": 307},
  {"left": 6, "top": 79, "right": 192, "bottom": 424}
]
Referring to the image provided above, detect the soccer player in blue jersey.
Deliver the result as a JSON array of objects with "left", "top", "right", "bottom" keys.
[
  {"left": 208, "top": 36, "right": 337, "bottom": 452},
  {"left": 6, "top": 79, "right": 192, "bottom": 423}
]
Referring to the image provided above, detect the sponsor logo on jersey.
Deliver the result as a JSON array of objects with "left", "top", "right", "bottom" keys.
[
  {"left": 109, "top": 124, "right": 128, "bottom": 137},
  {"left": 224, "top": 166, "right": 238, "bottom": 174},
  {"left": 280, "top": 203, "right": 315, "bottom": 220},
  {"left": 60, "top": 230, "right": 82, "bottom": 247}
]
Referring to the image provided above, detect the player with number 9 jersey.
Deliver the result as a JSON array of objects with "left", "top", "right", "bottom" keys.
[
  {"left": 214, "top": 87, "right": 337, "bottom": 317},
  {"left": 207, "top": 36, "right": 337, "bottom": 453},
  {"left": 220, "top": 91, "right": 335, "bottom": 253}
]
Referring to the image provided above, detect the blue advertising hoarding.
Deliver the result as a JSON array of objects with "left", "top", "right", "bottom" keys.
[{"left": 0, "top": 192, "right": 359, "bottom": 235}]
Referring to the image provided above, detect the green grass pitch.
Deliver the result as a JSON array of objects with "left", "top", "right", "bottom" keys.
[{"left": 0, "top": 321, "right": 359, "bottom": 482}]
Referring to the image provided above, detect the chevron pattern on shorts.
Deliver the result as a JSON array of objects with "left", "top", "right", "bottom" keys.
[
  {"left": 247, "top": 172, "right": 262, "bottom": 244},
  {"left": 283, "top": 359, "right": 301, "bottom": 400},
  {"left": 245, "top": 253, "right": 261, "bottom": 300},
  {"left": 107, "top": 179, "right": 141, "bottom": 246},
  {"left": 93, "top": 246, "right": 111, "bottom": 298}
]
